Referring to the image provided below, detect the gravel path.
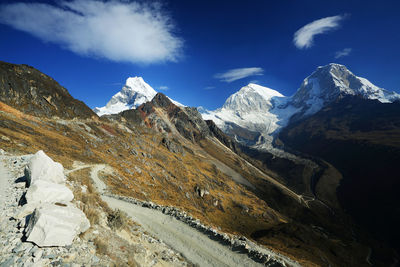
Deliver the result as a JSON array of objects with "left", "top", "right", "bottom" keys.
[
  {"left": 103, "top": 196, "right": 263, "bottom": 267},
  {"left": 89, "top": 164, "right": 296, "bottom": 267}
]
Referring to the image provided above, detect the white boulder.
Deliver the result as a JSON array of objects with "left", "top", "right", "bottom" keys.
[
  {"left": 25, "top": 203, "right": 90, "bottom": 247},
  {"left": 24, "top": 150, "right": 65, "bottom": 186},
  {"left": 26, "top": 180, "right": 74, "bottom": 206}
]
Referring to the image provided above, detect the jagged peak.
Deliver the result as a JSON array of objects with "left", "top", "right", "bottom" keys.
[
  {"left": 151, "top": 92, "right": 173, "bottom": 108},
  {"left": 293, "top": 63, "right": 400, "bottom": 110},
  {"left": 317, "top": 63, "right": 347, "bottom": 70}
]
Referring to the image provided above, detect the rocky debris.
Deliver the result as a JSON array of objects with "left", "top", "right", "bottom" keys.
[
  {"left": 25, "top": 203, "right": 90, "bottom": 247},
  {"left": 161, "top": 137, "right": 184, "bottom": 154},
  {"left": 0, "top": 154, "right": 104, "bottom": 266},
  {"left": 194, "top": 185, "right": 209, "bottom": 198},
  {"left": 24, "top": 150, "right": 65, "bottom": 186},
  {"left": 1, "top": 153, "right": 189, "bottom": 267},
  {"left": 130, "top": 148, "right": 138, "bottom": 156},
  {"left": 18, "top": 151, "right": 91, "bottom": 247},
  {"left": 1, "top": 135, "right": 11, "bottom": 142},
  {"left": 104, "top": 193, "right": 297, "bottom": 267}
]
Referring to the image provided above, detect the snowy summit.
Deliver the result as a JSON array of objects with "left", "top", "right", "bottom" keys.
[
  {"left": 94, "top": 77, "right": 157, "bottom": 116},
  {"left": 201, "top": 63, "right": 400, "bottom": 150},
  {"left": 94, "top": 77, "right": 183, "bottom": 116}
]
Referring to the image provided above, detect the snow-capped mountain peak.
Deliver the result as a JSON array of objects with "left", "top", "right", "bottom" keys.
[
  {"left": 94, "top": 77, "right": 183, "bottom": 116},
  {"left": 123, "top": 76, "right": 157, "bottom": 99},
  {"left": 292, "top": 63, "right": 400, "bottom": 114},
  {"left": 200, "top": 63, "right": 400, "bottom": 152},
  {"left": 222, "top": 83, "right": 284, "bottom": 112}
]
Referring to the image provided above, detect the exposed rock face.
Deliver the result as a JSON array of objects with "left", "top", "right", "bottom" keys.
[
  {"left": 206, "top": 120, "right": 239, "bottom": 153},
  {"left": 24, "top": 150, "right": 65, "bottom": 186},
  {"left": 25, "top": 203, "right": 90, "bottom": 247},
  {"left": 161, "top": 137, "right": 184, "bottom": 154},
  {"left": 116, "top": 93, "right": 211, "bottom": 142},
  {"left": 0, "top": 61, "right": 97, "bottom": 119}
]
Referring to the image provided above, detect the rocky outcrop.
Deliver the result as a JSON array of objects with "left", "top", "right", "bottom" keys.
[
  {"left": 206, "top": 120, "right": 239, "bottom": 153},
  {"left": 25, "top": 203, "right": 90, "bottom": 247},
  {"left": 24, "top": 150, "right": 65, "bottom": 186},
  {"left": 116, "top": 93, "right": 212, "bottom": 142},
  {"left": 0, "top": 61, "right": 97, "bottom": 119},
  {"left": 0, "top": 154, "right": 101, "bottom": 266},
  {"left": 161, "top": 137, "right": 184, "bottom": 154},
  {"left": 21, "top": 150, "right": 90, "bottom": 247}
]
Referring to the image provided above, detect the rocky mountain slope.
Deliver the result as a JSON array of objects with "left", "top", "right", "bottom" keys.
[
  {"left": 0, "top": 61, "right": 97, "bottom": 119},
  {"left": 94, "top": 76, "right": 182, "bottom": 116},
  {"left": 201, "top": 63, "right": 400, "bottom": 151},
  {"left": 0, "top": 61, "right": 397, "bottom": 266}
]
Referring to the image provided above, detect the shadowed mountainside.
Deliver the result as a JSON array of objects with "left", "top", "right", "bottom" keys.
[{"left": 280, "top": 96, "right": 400, "bottom": 258}]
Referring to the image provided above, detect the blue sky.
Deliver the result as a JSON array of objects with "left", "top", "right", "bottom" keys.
[{"left": 0, "top": 0, "right": 399, "bottom": 110}]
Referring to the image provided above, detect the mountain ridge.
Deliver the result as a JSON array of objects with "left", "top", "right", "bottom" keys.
[
  {"left": 201, "top": 63, "right": 400, "bottom": 150},
  {"left": 0, "top": 61, "right": 97, "bottom": 120}
]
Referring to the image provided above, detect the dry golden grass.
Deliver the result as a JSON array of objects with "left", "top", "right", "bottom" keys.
[
  {"left": 94, "top": 237, "right": 109, "bottom": 256},
  {"left": 0, "top": 104, "right": 370, "bottom": 267}
]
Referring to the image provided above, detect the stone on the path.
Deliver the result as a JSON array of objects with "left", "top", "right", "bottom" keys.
[
  {"left": 25, "top": 203, "right": 90, "bottom": 247},
  {"left": 26, "top": 180, "right": 74, "bottom": 206},
  {"left": 24, "top": 150, "right": 65, "bottom": 186}
]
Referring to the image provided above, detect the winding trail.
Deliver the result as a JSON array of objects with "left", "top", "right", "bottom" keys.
[
  {"left": 84, "top": 163, "right": 298, "bottom": 267},
  {"left": 104, "top": 196, "right": 262, "bottom": 267}
]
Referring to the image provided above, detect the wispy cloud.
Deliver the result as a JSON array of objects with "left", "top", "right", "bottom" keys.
[
  {"left": 335, "top": 48, "right": 352, "bottom": 59},
  {"left": 204, "top": 86, "right": 215, "bottom": 90},
  {"left": 294, "top": 15, "right": 346, "bottom": 49},
  {"left": 214, "top": 67, "right": 264, "bottom": 83},
  {"left": 0, "top": 0, "right": 183, "bottom": 64},
  {"left": 158, "top": 86, "right": 169, "bottom": 91},
  {"left": 249, "top": 80, "right": 260, "bottom": 84}
]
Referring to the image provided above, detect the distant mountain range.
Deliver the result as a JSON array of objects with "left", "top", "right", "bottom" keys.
[{"left": 201, "top": 63, "right": 400, "bottom": 150}]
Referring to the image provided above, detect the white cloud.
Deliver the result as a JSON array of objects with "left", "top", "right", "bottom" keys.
[
  {"left": 204, "top": 86, "right": 215, "bottom": 90},
  {"left": 158, "top": 86, "right": 169, "bottom": 91},
  {"left": 335, "top": 48, "right": 352, "bottom": 59},
  {"left": 214, "top": 67, "right": 264, "bottom": 83},
  {"left": 294, "top": 15, "right": 345, "bottom": 49},
  {"left": 0, "top": 0, "right": 183, "bottom": 64}
]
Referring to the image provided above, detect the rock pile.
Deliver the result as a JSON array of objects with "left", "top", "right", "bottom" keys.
[
  {"left": 21, "top": 150, "right": 90, "bottom": 247},
  {"left": 0, "top": 153, "right": 101, "bottom": 266}
]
